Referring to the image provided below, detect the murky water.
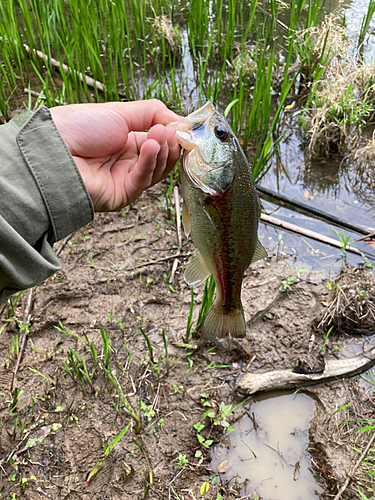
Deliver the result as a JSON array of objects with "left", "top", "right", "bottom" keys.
[
  {"left": 256, "top": 0, "right": 375, "bottom": 277},
  {"left": 211, "top": 392, "right": 325, "bottom": 499}
]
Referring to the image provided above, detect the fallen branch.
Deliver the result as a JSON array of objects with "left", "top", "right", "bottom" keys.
[
  {"left": 257, "top": 185, "right": 374, "bottom": 237},
  {"left": 23, "top": 43, "right": 106, "bottom": 94},
  {"left": 260, "top": 213, "right": 374, "bottom": 259},
  {"left": 237, "top": 346, "right": 375, "bottom": 396}
]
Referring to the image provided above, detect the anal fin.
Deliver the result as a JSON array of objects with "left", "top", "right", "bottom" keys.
[
  {"left": 184, "top": 253, "right": 211, "bottom": 287},
  {"left": 251, "top": 239, "right": 267, "bottom": 264}
]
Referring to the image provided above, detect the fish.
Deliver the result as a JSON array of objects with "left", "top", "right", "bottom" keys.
[{"left": 172, "top": 101, "right": 267, "bottom": 342}]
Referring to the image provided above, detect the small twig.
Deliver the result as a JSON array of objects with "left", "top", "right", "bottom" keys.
[
  {"left": 241, "top": 438, "right": 257, "bottom": 459},
  {"left": 128, "top": 253, "right": 182, "bottom": 271},
  {"left": 170, "top": 186, "right": 182, "bottom": 284},
  {"left": 332, "top": 430, "right": 375, "bottom": 500},
  {"left": 256, "top": 4, "right": 289, "bottom": 32},
  {"left": 263, "top": 442, "right": 289, "bottom": 468},
  {"left": 355, "top": 231, "right": 375, "bottom": 242},
  {"left": 169, "top": 259, "right": 179, "bottom": 284},
  {"left": 24, "top": 88, "right": 66, "bottom": 105},
  {"left": 55, "top": 233, "right": 75, "bottom": 257},
  {"left": 11, "top": 287, "right": 35, "bottom": 389}
]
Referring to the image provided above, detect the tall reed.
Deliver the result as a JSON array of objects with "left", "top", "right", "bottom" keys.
[{"left": 0, "top": 0, "right": 329, "bottom": 178}]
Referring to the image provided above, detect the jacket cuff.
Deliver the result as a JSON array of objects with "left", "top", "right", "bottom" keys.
[{"left": 16, "top": 106, "right": 94, "bottom": 242}]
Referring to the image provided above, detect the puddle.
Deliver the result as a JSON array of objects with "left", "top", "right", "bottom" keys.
[{"left": 211, "top": 392, "right": 325, "bottom": 500}]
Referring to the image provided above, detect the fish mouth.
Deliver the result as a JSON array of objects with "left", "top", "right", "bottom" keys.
[{"left": 167, "top": 101, "right": 215, "bottom": 151}]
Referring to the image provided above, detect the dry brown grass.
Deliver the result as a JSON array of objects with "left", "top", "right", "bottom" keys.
[
  {"left": 300, "top": 14, "right": 375, "bottom": 157},
  {"left": 152, "top": 15, "right": 180, "bottom": 51},
  {"left": 318, "top": 265, "right": 375, "bottom": 335}
]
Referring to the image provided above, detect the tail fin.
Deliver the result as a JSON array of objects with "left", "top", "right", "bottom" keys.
[{"left": 201, "top": 302, "right": 246, "bottom": 342}]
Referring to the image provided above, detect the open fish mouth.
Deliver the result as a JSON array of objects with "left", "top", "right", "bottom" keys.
[{"left": 167, "top": 101, "right": 215, "bottom": 151}]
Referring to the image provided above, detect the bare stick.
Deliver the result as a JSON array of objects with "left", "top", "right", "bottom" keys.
[
  {"left": 55, "top": 233, "right": 75, "bottom": 257},
  {"left": 355, "top": 231, "right": 375, "bottom": 242},
  {"left": 128, "top": 252, "right": 182, "bottom": 271},
  {"left": 332, "top": 430, "right": 375, "bottom": 500},
  {"left": 11, "top": 287, "right": 35, "bottom": 390},
  {"left": 23, "top": 43, "right": 105, "bottom": 93},
  {"left": 170, "top": 186, "right": 182, "bottom": 284},
  {"left": 261, "top": 213, "right": 372, "bottom": 259}
]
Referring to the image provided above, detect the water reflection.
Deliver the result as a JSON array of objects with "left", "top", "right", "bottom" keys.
[
  {"left": 258, "top": 109, "right": 375, "bottom": 275},
  {"left": 324, "top": 0, "right": 375, "bottom": 59},
  {"left": 211, "top": 392, "right": 325, "bottom": 500}
]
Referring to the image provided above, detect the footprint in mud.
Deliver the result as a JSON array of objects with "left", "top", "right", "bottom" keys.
[{"left": 211, "top": 392, "right": 326, "bottom": 500}]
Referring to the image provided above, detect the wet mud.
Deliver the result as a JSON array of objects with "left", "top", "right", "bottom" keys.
[{"left": 0, "top": 183, "right": 374, "bottom": 499}]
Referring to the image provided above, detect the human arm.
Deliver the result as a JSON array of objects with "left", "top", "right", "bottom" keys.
[
  {"left": 0, "top": 106, "right": 94, "bottom": 304},
  {"left": 0, "top": 100, "right": 181, "bottom": 304}
]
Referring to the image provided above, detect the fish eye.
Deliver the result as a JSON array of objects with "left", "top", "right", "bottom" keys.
[{"left": 214, "top": 126, "right": 229, "bottom": 141}]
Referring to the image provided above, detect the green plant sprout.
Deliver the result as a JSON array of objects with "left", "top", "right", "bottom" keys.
[
  {"left": 280, "top": 266, "right": 307, "bottom": 291},
  {"left": 185, "top": 275, "right": 216, "bottom": 343},
  {"left": 84, "top": 423, "right": 131, "bottom": 486},
  {"left": 178, "top": 453, "right": 188, "bottom": 468},
  {"left": 320, "top": 326, "right": 334, "bottom": 352},
  {"left": 331, "top": 227, "right": 352, "bottom": 261}
]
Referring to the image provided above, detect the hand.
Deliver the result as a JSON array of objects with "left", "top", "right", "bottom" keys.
[{"left": 50, "top": 100, "right": 181, "bottom": 211}]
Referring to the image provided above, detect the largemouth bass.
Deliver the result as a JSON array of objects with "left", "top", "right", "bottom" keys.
[{"left": 172, "top": 101, "right": 267, "bottom": 342}]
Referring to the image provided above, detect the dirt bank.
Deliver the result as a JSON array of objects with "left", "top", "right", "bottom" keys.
[{"left": 0, "top": 182, "right": 373, "bottom": 499}]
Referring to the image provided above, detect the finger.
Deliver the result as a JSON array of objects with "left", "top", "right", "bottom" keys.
[
  {"left": 165, "top": 127, "right": 181, "bottom": 170},
  {"left": 126, "top": 139, "right": 161, "bottom": 201},
  {"left": 107, "top": 99, "right": 183, "bottom": 133},
  {"left": 147, "top": 125, "right": 169, "bottom": 182}
]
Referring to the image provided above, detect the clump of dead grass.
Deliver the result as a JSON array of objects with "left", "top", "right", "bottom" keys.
[
  {"left": 300, "top": 14, "right": 375, "bottom": 157},
  {"left": 152, "top": 15, "right": 180, "bottom": 52},
  {"left": 318, "top": 265, "right": 375, "bottom": 335},
  {"left": 232, "top": 46, "right": 257, "bottom": 80}
]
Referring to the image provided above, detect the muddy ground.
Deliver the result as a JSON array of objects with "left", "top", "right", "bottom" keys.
[{"left": 0, "top": 181, "right": 374, "bottom": 500}]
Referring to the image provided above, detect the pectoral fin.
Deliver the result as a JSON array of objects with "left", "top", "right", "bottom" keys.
[
  {"left": 251, "top": 240, "right": 268, "bottom": 264},
  {"left": 182, "top": 202, "right": 191, "bottom": 237},
  {"left": 201, "top": 201, "right": 225, "bottom": 232},
  {"left": 184, "top": 253, "right": 211, "bottom": 287}
]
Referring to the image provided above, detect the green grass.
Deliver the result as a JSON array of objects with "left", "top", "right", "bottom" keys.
[{"left": 0, "top": 0, "right": 331, "bottom": 179}]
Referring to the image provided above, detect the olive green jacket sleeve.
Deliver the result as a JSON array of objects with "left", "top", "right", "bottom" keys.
[{"left": 0, "top": 106, "right": 94, "bottom": 304}]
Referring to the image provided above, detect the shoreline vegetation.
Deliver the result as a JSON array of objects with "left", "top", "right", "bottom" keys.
[
  {"left": 2, "top": 1, "right": 375, "bottom": 499},
  {"left": 2, "top": 1, "right": 375, "bottom": 173}
]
